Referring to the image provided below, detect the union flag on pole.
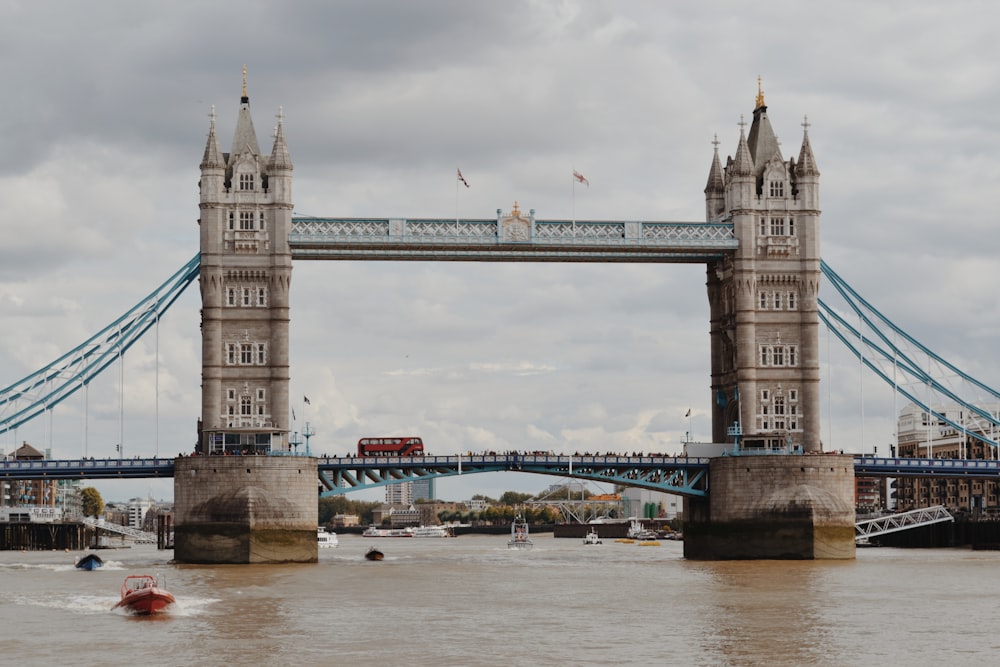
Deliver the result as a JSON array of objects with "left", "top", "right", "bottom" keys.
[
  {"left": 573, "top": 170, "right": 589, "bottom": 187},
  {"left": 457, "top": 168, "right": 470, "bottom": 188}
]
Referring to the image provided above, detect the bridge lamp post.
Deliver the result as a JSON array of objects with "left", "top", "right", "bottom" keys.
[{"left": 727, "top": 422, "right": 743, "bottom": 455}]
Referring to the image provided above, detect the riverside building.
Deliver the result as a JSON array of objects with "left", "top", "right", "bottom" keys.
[{"left": 896, "top": 402, "right": 1000, "bottom": 514}]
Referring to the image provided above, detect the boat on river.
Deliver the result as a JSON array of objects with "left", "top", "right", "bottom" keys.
[
  {"left": 408, "top": 525, "right": 453, "bottom": 538},
  {"left": 365, "top": 546, "right": 385, "bottom": 561},
  {"left": 75, "top": 553, "right": 104, "bottom": 570},
  {"left": 362, "top": 526, "right": 412, "bottom": 537},
  {"left": 317, "top": 528, "right": 339, "bottom": 548},
  {"left": 583, "top": 528, "right": 602, "bottom": 545},
  {"left": 111, "top": 574, "right": 175, "bottom": 615},
  {"left": 508, "top": 514, "right": 533, "bottom": 550}
]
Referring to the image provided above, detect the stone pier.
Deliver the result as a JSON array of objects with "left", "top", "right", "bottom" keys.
[
  {"left": 173, "top": 456, "right": 318, "bottom": 564},
  {"left": 683, "top": 455, "right": 856, "bottom": 560}
]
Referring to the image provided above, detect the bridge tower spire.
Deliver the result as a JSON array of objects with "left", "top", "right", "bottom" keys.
[
  {"left": 706, "top": 83, "right": 822, "bottom": 453},
  {"left": 196, "top": 72, "right": 294, "bottom": 455}
]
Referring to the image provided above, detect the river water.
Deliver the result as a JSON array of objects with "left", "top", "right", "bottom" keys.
[{"left": 1, "top": 535, "right": 995, "bottom": 666}]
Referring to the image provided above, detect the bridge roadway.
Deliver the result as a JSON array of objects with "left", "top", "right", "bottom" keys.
[{"left": 3, "top": 454, "right": 1000, "bottom": 497}]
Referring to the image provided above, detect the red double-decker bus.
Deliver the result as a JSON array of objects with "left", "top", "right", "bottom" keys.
[{"left": 357, "top": 437, "right": 424, "bottom": 457}]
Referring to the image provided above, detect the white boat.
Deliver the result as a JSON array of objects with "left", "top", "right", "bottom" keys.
[
  {"left": 317, "top": 528, "right": 339, "bottom": 548},
  {"left": 583, "top": 528, "right": 602, "bottom": 545},
  {"left": 508, "top": 514, "right": 533, "bottom": 550},
  {"left": 627, "top": 518, "right": 657, "bottom": 541},
  {"left": 362, "top": 526, "right": 412, "bottom": 537},
  {"left": 408, "top": 525, "right": 453, "bottom": 538}
]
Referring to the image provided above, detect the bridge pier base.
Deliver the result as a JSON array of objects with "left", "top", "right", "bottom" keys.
[
  {"left": 683, "top": 455, "right": 856, "bottom": 560},
  {"left": 172, "top": 456, "right": 318, "bottom": 564}
]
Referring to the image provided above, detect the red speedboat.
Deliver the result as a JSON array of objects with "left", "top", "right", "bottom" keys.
[{"left": 112, "top": 575, "right": 176, "bottom": 615}]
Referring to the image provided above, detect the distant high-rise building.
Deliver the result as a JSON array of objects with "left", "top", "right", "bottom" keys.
[
  {"left": 386, "top": 481, "right": 412, "bottom": 505},
  {"left": 411, "top": 478, "right": 434, "bottom": 501}
]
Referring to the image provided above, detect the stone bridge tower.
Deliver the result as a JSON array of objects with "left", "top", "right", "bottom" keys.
[
  {"left": 705, "top": 82, "right": 822, "bottom": 453},
  {"left": 686, "top": 84, "right": 854, "bottom": 560},
  {"left": 196, "top": 71, "right": 293, "bottom": 455},
  {"left": 175, "top": 74, "right": 317, "bottom": 564}
]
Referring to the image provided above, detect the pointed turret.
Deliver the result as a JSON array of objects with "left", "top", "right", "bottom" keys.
[
  {"left": 230, "top": 66, "right": 261, "bottom": 158},
  {"left": 269, "top": 107, "right": 293, "bottom": 171},
  {"left": 746, "top": 79, "right": 782, "bottom": 173},
  {"left": 201, "top": 106, "right": 224, "bottom": 169},
  {"left": 795, "top": 115, "right": 820, "bottom": 177},
  {"left": 705, "top": 134, "right": 725, "bottom": 194},
  {"left": 705, "top": 134, "right": 726, "bottom": 221},
  {"left": 732, "top": 123, "right": 754, "bottom": 177}
]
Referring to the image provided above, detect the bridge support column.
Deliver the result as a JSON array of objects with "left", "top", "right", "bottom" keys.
[
  {"left": 683, "top": 455, "right": 856, "bottom": 560},
  {"left": 173, "top": 456, "right": 318, "bottom": 564}
]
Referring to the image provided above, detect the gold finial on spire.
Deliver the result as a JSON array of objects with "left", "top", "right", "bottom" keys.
[
  {"left": 755, "top": 75, "right": 765, "bottom": 110},
  {"left": 242, "top": 64, "right": 247, "bottom": 98},
  {"left": 511, "top": 201, "right": 521, "bottom": 217}
]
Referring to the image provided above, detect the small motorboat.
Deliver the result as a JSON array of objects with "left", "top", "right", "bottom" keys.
[
  {"left": 365, "top": 546, "right": 385, "bottom": 561},
  {"left": 583, "top": 528, "right": 602, "bottom": 545},
  {"left": 111, "top": 574, "right": 176, "bottom": 615},
  {"left": 75, "top": 553, "right": 104, "bottom": 570}
]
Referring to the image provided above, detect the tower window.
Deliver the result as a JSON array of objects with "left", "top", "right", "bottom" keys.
[
  {"left": 256, "top": 344, "right": 266, "bottom": 365},
  {"left": 769, "top": 181, "right": 785, "bottom": 197},
  {"left": 240, "top": 396, "right": 252, "bottom": 416},
  {"left": 770, "top": 217, "right": 785, "bottom": 236},
  {"left": 240, "top": 344, "right": 254, "bottom": 365},
  {"left": 257, "top": 287, "right": 268, "bottom": 307},
  {"left": 228, "top": 211, "right": 235, "bottom": 230},
  {"left": 759, "top": 292, "right": 768, "bottom": 309},
  {"left": 787, "top": 292, "right": 797, "bottom": 309},
  {"left": 239, "top": 211, "right": 255, "bottom": 231},
  {"left": 239, "top": 173, "right": 255, "bottom": 191},
  {"left": 242, "top": 288, "right": 252, "bottom": 306},
  {"left": 226, "top": 287, "right": 237, "bottom": 307}
]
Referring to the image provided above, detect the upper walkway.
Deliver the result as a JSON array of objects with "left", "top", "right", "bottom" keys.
[{"left": 289, "top": 217, "right": 736, "bottom": 263}]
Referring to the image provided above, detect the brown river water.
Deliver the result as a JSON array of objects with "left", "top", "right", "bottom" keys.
[{"left": 1, "top": 535, "right": 996, "bottom": 666}]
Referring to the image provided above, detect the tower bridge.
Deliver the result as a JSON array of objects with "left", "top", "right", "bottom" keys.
[{"left": 7, "top": 78, "right": 999, "bottom": 562}]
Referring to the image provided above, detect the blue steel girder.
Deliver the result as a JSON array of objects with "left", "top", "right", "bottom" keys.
[
  {"left": 290, "top": 217, "right": 737, "bottom": 263},
  {"left": 316, "top": 454, "right": 711, "bottom": 498}
]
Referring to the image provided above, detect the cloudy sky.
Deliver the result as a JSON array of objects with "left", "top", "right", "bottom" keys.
[{"left": 2, "top": 1, "right": 999, "bottom": 503}]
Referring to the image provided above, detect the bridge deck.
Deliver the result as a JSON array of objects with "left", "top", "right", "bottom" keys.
[{"left": 3, "top": 455, "right": 999, "bottom": 495}]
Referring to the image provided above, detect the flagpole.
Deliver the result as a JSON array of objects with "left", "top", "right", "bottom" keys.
[
  {"left": 571, "top": 168, "right": 576, "bottom": 225},
  {"left": 455, "top": 168, "right": 460, "bottom": 235}
]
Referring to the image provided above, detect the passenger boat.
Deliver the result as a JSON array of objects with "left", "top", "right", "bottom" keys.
[
  {"left": 408, "top": 525, "right": 453, "bottom": 538},
  {"left": 365, "top": 546, "right": 385, "bottom": 561},
  {"left": 111, "top": 575, "right": 175, "bottom": 615},
  {"left": 507, "top": 514, "right": 533, "bottom": 550},
  {"left": 583, "top": 528, "right": 602, "bottom": 545},
  {"left": 75, "top": 553, "right": 104, "bottom": 570},
  {"left": 362, "top": 526, "right": 412, "bottom": 537},
  {"left": 317, "top": 528, "right": 339, "bottom": 548}
]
